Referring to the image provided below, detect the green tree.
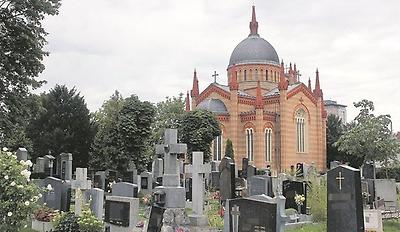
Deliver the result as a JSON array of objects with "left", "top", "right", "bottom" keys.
[
  {"left": 152, "top": 94, "right": 185, "bottom": 145},
  {"left": 28, "top": 85, "right": 93, "bottom": 168},
  {"left": 116, "top": 95, "right": 155, "bottom": 172},
  {"left": 335, "top": 99, "right": 400, "bottom": 168},
  {"left": 225, "top": 138, "right": 234, "bottom": 160},
  {"left": 89, "top": 91, "right": 125, "bottom": 170},
  {"left": 89, "top": 94, "right": 155, "bottom": 172},
  {"left": 326, "top": 115, "right": 348, "bottom": 167},
  {"left": 0, "top": 0, "right": 61, "bottom": 146},
  {"left": 179, "top": 109, "right": 221, "bottom": 161}
]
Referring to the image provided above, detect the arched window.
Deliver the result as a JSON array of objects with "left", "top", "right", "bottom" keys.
[
  {"left": 265, "top": 128, "right": 272, "bottom": 162},
  {"left": 296, "top": 109, "right": 307, "bottom": 153},
  {"left": 274, "top": 71, "right": 277, "bottom": 82},
  {"left": 244, "top": 70, "right": 247, "bottom": 81},
  {"left": 246, "top": 128, "right": 254, "bottom": 161},
  {"left": 239, "top": 70, "right": 242, "bottom": 81},
  {"left": 255, "top": 69, "right": 258, "bottom": 80},
  {"left": 213, "top": 135, "right": 222, "bottom": 161},
  {"left": 266, "top": 70, "right": 269, "bottom": 81}
]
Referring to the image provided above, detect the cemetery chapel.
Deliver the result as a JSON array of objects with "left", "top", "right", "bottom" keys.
[{"left": 186, "top": 6, "right": 327, "bottom": 173}]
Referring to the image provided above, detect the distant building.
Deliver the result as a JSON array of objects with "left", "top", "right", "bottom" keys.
[
  {"left": 185, "top": 6, "right": 327, "bottom": 173},
  {"left": 324, "top": 100, "right": 347, "bottom": 123}
]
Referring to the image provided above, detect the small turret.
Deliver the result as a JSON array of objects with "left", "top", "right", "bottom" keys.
[{"left": 191, "top": 69, "right": 199, "bottom": 98}]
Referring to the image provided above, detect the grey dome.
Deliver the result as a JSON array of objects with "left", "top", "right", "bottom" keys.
[
  {"left": 197, "top": 99, "right": 228, "bottom": 115},
  {"left": 228, "top": 35, "right": 279, "bottom": 67}
]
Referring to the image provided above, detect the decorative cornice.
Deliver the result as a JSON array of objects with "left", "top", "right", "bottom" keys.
[
  {"left": 217, "top": 115, "right": 230, "bottom": 121},
  {"left": 287, "top": 83, "right": 317, "bottom": 105}
]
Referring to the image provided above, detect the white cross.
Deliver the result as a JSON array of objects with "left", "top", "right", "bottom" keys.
[
  {"left": 71, "top": 168, "right": 92, "bottom": 216},
  {"left": 336, "top": 171, "right": 344, "bottom": 190}
]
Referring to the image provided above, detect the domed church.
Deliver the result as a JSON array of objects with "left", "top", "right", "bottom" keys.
[{"left": 186, "top": 6, "right": 327, "bottom": 174}]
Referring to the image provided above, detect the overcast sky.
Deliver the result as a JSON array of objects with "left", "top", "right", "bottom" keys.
[{"left": 38, "top": 0, "right": 400, "bottom": 131}]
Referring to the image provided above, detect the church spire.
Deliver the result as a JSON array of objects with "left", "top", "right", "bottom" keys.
[
  {"left": 313, "top": 69, "right": 323, "bottom": 98},
  {"left": 249, "top": 5, "right": 259, "bottom": 36},
  {"left": 185, "top": 91, "right": 190, "bottom": 112},
  {"left": 191, "top": 69, "right": 199, "bottom": 98},
  {"left": 255, "top": 81, "right": 264, "bottom": 109},
  {"left": 308, "top": 77, "right": 312, "bottom": 91}
]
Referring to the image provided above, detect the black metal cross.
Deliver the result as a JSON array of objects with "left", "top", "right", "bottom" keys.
[{"left": 212, "top": 71, "right": 219, "bottom": 83}]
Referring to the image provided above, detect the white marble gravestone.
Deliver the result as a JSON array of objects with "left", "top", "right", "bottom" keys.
[
  {"left": 71, "top": 168, "right": 92, "bottom": 216},
  {"left": 364, "top": 210, "right": 383, "bottom": 232},
  {"left": 185, "top": 151, "right": 211, "bottom": 226}
]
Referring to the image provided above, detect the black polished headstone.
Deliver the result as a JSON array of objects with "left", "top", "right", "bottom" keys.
[
  {"left": 228, "top": 198, "right": 277, "bottom": 232},
  {"left": 247, "top": 165, "right": 257, "bottom": 179},
  {"left": 105, "top": 200, "right": 130, "bottom": 227},
  {"left": 185, "top": 178, "right": 192, "bottom": 201},
  {"left": 362, "top": 162, "right": 374, "bottom": 179},
  {"left": 147, "top": 205, "right": 166, "bottom": 232},
  {"left": 282, "top": 180, "right": 307, "bottom": 214},
  {"left": 327, "top": 165, "right": 364, "bottom": 232},
  {"left": 241, "top": 158, "right": 249, "bottom": 178},
  {"left": 219, "top": 157, "right": 236, "bottom": 202},
  {"left": 210, "top": 171, "right": 220, "bottom": 190},
  {"left": 296, "top": 163, "right": 304, "bottom": 178}
]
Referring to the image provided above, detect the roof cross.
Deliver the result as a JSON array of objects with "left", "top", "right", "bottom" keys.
[{"left": 212, "top": 71, "right": 219, "bottom": 83}]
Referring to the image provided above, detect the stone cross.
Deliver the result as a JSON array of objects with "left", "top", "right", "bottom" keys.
[
  {"left": 71, "top": 168, "right": 92, "bottom": 216},
  {"left": 231, "top": 205, "right": 240, "bottom": 232},
  {"left": 336, "top": 171, "right": 344, "bottom": 190},
  {"left": 185, "top": 152, "right": 211, "bottom": 225},
  {"left": 155, "top": 129, "right": 187, "bottom": 187}
]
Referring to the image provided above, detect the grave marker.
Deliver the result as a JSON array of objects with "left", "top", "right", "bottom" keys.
[
  {"left": 71, "top": 168, "right": 92, "bottom": 216},
  {"left": 327, "top": 165, "right": 364, "bottom": 232}
]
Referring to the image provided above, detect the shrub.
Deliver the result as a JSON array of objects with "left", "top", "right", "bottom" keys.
[
  {"left": 307, "top": 170, "right": 327, "bottom": 222},
  {"left": 78, "top": 209, "right": 103, "bottom": 232},
  {"left": 53, "top": 212, "right": 79, "bottom": 232},
  {"left": 0, "top": 148, "right": 42, "bottom": 231}
]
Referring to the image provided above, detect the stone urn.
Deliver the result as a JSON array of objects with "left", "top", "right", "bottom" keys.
[{"left": 31, "top": 219, "right": 53, "bottom": 232}]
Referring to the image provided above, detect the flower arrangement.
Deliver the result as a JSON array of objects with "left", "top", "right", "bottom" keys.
[
  {"left": 52, "top": 208, "right": 103, "bottom": 232},
  {"left": 294, "top": 194, "right": 306, "bottom": 206},
  {"left": 140, "top": 193, "right": 154, "bottom": 206},
  {"left": 34, "top": 206, "right": 59, "bottom": 222},
  {"left": 0, "top": 148, "right": 43, "bottom": 231},
  {"left": 77, "top": 208, "right": 104, "bottom": 232}
]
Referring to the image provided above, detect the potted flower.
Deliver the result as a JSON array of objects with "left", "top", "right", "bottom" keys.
[
  {"left": 32, "top": 206, "right": 59, "bottom": 232},
  {"left": 294, "top": 193, "right": 305, "bottom": 221}
]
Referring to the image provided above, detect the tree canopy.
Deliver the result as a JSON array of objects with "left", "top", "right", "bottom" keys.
[
  {"left": 90, "top": 93, "right": 155, "bottom": 172},
  {"left": 225, "top": 138, "right": 234, "bottom": 160},
  {"left": 0, "top": 0, "right": 61, "bottom": 146},
  {"left": 28, "top": 85, "right": 93, "bottom": 167},
  {"left": 335, "top": 99, "right": 400, "bottom": 168},
  {"left": 179, "top": 109, "right": 221, "bottom": 161}
]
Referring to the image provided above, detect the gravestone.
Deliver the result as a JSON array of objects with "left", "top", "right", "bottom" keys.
[
  {"left": 282, "top": 180, "right": 307, "bottom": 214},
  {"left": 84, "top": 188, "right": 104, "bottom": 220},
  {"left": 248, "top": 175, "right": 274, "bottom": 197},
  {"left": 364, "top": 210, "right": 383, "bottom": 232},
  {"left": 185, "top": 151, "right": 211, "bottom": 226},
  {"left": 330, "top": 161, "right": 341, "bottom": 170},
  {"left": 71, "top": 168, "right": 92, "bottom": 216},
  {"left": 219, "top": 156, "right": 236, "bottom": 202},
  {"left": 105, "top": 195, "right": 139, "bottom": 232},
  {"left": 42, "top": 177, "right": 71, "bottom": 212},
  {"left": 16, "top": 148, "right": 28, "bottom": 161},
  {"left": 123, "top": 162, "right": 138, "bottom": 184},
  {"left": 43, "top": 155, "right": 55, "bottom": 177},
  {"left": 58, "top": 153, "right": 73, "bottom": 180},
  {"left": 296, "top": 163, "right": 304, "bottom": 178},
  {"left": 152, "top": 158, "right": 164, "bottom": 180},
  {"left": 362, "top": 161, "right": 375, "bottom": 179},
  {"left": 147, "top": 205, "right": 166, "bottom": 232},
  {"left": 247, "top": 165, "right": 257, "bottom": 180},
  {"left": 327, "top": 165, "right": 364, "bottom": 232},
  {"left": 210, "top": 171, "right": 220, "bottom": 190},
  {"left": 140, "top": 171, "right": 153, "bottom": 195},
  {"left": 241, "top": 158, "right": 249, "bottom": 178},
  {"left": 112, "top": 182, "right": 138, "bottom": 198},
  {"left": 154, "top": 129, "right": 187, "bottom": 208},
  {"left": 374, "top": 179, "right": 397, "bottom": 209},
  {"left": 211, "top": 160, "right": 220, "bottom": 171},
  {"left": 185, "top": 178, "right": 192, "bottom": 201},
  {"left": 94, "top": 171, "right": 106, "bottom": 190},
  {"left": 34, "top": 157, "right": 45, "bottom": 173},
  {"left": 223, "top": 194, "right": 287, "bottom": 232}
]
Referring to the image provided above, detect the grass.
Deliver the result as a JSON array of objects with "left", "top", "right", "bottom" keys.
[{"left": 286, "top": 220, "right": 400, "bottom": 232}]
